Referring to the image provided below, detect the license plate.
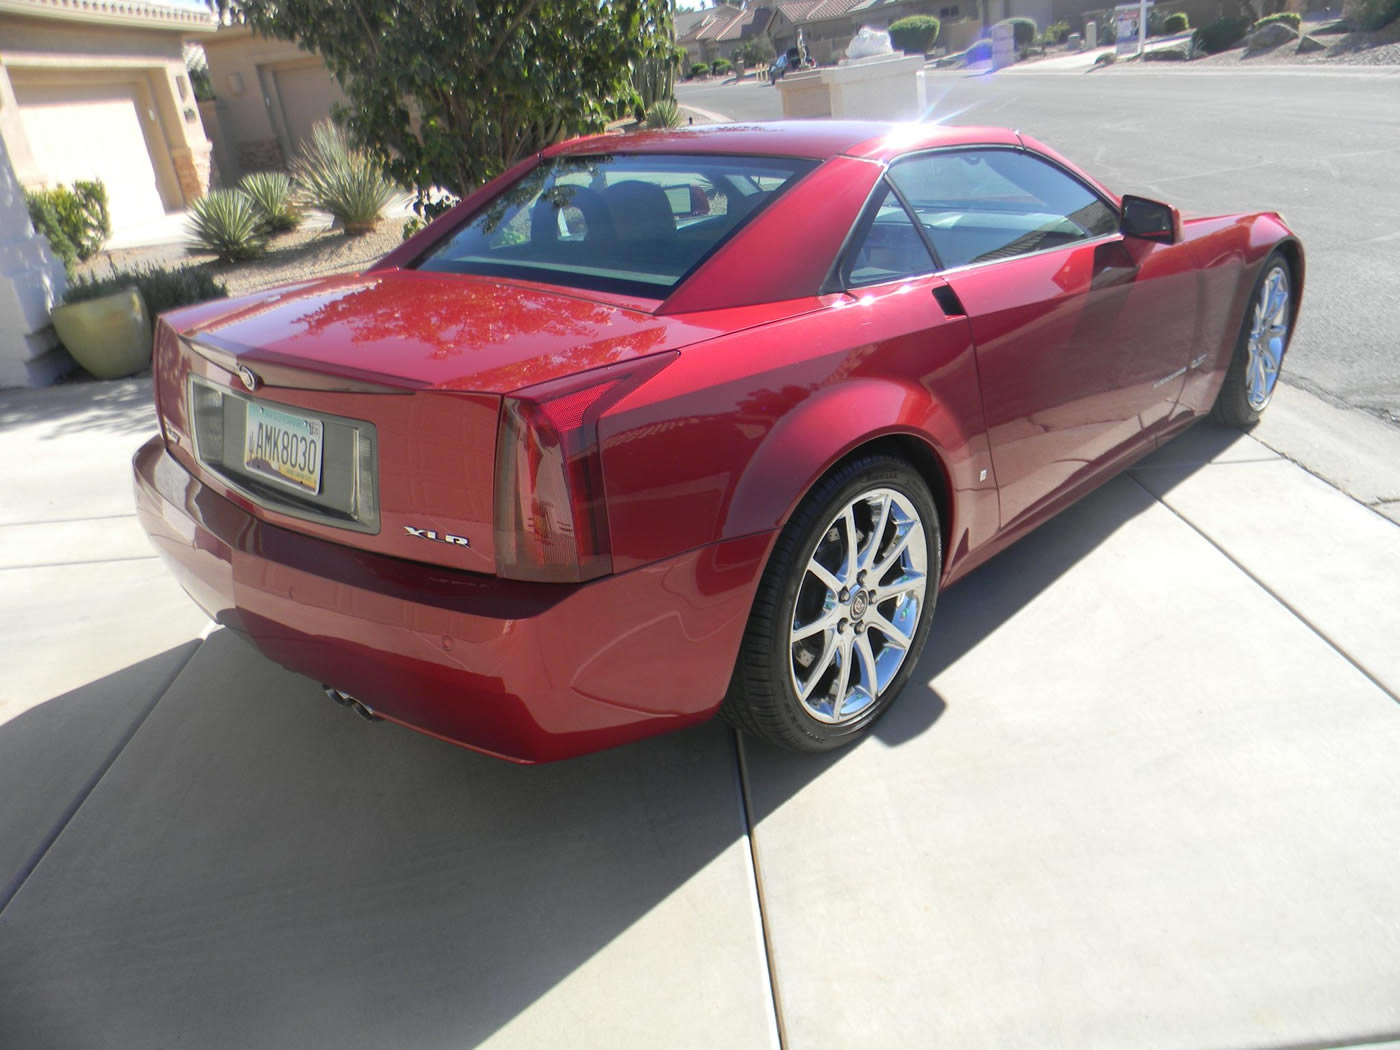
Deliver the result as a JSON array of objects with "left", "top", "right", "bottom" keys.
[{"left": 243, "top": 402, "right": 323, "bottom": 495}]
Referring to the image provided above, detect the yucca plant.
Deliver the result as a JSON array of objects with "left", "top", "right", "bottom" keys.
[
  {"left": 186, "top": 190, "right": 267, "bottom": 262},
  {"left": 291, "top": 121, "right": 402, "bottom": 236},
  {"left": 238, "top": 171, "right": 301, "bottom": 234},
  {"left": 643, "top": 99, "right": 684, "bottom": 130}
]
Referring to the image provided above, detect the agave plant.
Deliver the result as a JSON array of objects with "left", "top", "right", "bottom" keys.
[
  {"left": 186, "top": 189, "right": 267, "bottom": 263},
  {"left": 238, "top": 171, "right": 301, "bottom": 235},
  {"left": 291, "top": 121, "right": 402, "bottom": 235},
  {"left": 644, "top": 99, "right": 685, "bottom": 130}
]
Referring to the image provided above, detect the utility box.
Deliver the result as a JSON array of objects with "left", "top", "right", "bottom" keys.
[{"left": 777, "top": 54, "right": 927, "bottom": 120}]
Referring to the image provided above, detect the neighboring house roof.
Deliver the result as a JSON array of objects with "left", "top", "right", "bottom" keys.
[
  {"left": 777, "top": 0, "right": 823, "bottom": 21},
  {"left": 0, "top": 0, "right": 216, "bottom": 31},
  {"left": 687, "top": 4, "right": 780, "bottom": 43},
  {"left": 674, "top": 6, "right": 720, "bottom": 39}
]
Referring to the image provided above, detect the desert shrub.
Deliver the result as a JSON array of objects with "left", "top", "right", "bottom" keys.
[
  {"left": 644, "top": 99, "right": 684, "bottom": 128},
  {"left": 1163, "top": 12, "right": 1190, "bottom": 32},
  {"left": 1343, "top": 0, "right": 1400, "bottom": 28},
  {"left": 710, "top": 57, "right": 732, "bottom": 75},
  {"left": 292, "top": 120, "right": 403, "bottom": 235},
  {"left": 1254, "top": 11, "right": 1302, "bottom": 29},
  {"left": 1193, "top": 14, "right": 1252, "bottom": 51},
  {"left": 25, "top": 180, "right": 110, "bottom": 273},
  {"left": 888, "top": 14, "right": 941, "bottom": 52},
  {"left": 995, "top": 16, "right": 1038, "bottom": 48},
  {"left": 187, "top": 190, "right": 268, "bottom": 262},
  {"left": 237, "top": 171, "right": 300, "bottom": 234},
  {"left": 64, "top": 263, "right": 228, "bottom": 312},
  {"left": 1043, "top": 19, "right": 1071, "bottom": 43},
  {"left": 689, "top": 62, "right": 710, "bottom": 79}
]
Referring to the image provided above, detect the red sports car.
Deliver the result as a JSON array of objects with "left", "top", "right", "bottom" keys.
[{"left": 134, "top": 121, "right": 1302, "bottom": 762}]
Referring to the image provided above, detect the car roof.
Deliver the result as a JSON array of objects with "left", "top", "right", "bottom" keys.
[{"left": 544, "top": 121, "right": 1022, "bottom": 163}]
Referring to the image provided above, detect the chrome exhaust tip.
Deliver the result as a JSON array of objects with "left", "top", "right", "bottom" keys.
[
  {"left": 324, "top": 685, "right": 354, "bottom": 708},
  {"left": 323, "top": 685, "right": 381, "bottom": 722}
]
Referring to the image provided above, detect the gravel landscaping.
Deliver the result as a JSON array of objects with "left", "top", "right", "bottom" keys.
[
  {"left": 1184, "top": 17, "right": 1400, "bottom": 65},
  {"left": 82, "top": 221, "right": 406, "bottom": 300}
]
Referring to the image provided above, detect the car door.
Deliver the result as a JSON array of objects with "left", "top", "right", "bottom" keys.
[{"left": 887, "top": 147, "right": 1198, "bottom": 529}]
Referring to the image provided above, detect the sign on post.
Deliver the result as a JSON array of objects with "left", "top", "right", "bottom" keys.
[{"left": 1115, "top": 1, "right": 1151, "bottom": 56}]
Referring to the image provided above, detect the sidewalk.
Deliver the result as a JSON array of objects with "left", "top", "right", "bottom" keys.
[{"left": 2, "top": 380, "right": 1399, "bottom": 1048}]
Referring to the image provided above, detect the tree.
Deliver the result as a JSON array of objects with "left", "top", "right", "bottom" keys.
[{"left": 233, "top": 0, "right": 677, "bottom": 218}]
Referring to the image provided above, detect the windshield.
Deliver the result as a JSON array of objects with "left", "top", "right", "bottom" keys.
[{"left": 414, "top": 153, "right": 817, "bottom": 299}]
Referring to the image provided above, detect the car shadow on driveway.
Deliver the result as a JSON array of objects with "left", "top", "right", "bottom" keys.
[{"left": 0, "top": 427, "right": 1246, "bottom": 1048}]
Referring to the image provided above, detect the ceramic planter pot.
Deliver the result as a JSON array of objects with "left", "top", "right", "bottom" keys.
[{"left": 50, "top": 287, "right": 152, "bottom": 380}]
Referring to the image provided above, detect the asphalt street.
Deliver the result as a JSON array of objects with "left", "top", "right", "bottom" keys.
[{"left": 677, "top": 69, "right": 1400, "bottom": 426}]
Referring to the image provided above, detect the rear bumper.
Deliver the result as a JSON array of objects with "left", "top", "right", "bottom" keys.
[{"left": 133, "top": 436, "right": 768, "bottom": 762}]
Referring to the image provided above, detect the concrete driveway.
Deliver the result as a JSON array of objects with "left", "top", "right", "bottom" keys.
[{"left": 2, "top": 379, "right": 1399, "bottom": 1048}]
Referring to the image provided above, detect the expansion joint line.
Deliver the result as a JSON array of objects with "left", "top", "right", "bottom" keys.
[{"left": 733, "top": 730, "right": 789, "bottom": 1050}]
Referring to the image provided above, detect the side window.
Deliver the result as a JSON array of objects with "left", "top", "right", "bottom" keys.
[
  {"left": 843, "top": 182, "right": 936, "bottom": 288},
  {"left": 887, "top": 149, "right": 1119, "bottom": 269}
]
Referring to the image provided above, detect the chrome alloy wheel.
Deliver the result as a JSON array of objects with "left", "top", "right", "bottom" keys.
[
  {"left": 1246, "top": 264, "right": 1290, "bottom": 412},
  {"left": 788, "top": 488, "right": 928, "bottom": 725}
]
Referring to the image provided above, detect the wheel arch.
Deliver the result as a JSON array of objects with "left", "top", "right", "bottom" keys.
[
  {"left": 723, "top": 376, "right": 970, "bottom": 581},
  {"left": 819, "top": 433, "right": 954, "bottom": 575}
]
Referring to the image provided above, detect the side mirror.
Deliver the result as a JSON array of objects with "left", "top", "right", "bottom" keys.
[{"left": 1120, "top": 194, "right": 1178, "bottom": 243}]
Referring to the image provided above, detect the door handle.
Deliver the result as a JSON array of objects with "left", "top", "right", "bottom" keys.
[{"left": 932, "top": 285, "right": 966, "bottom": 317}]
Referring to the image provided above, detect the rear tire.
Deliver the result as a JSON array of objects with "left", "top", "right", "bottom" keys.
[
  {"left": 722, "top": 455, "right": 941, "bottom": 753},
  {"left": 1212, "top": 251, "right": 1293, "bottom": 428}
]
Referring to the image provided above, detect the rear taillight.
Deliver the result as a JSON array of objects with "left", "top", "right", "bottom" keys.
[{"left": 494, "top": 353, "right": 677, "bottom": 583}]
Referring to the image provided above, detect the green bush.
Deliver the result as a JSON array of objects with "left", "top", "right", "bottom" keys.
[
  {"left": 1044, "top": 19, "right": 1071, "bottom": 43},
  {"left": 740, "top": 36, "right": 776, "bottom": 67},
  {"left": 25, "top": 180, "right": 110, "bottom": 273},
  {"left": 63, "top": 263, "right": 228, "bottom": 313},
  {"left": 238, "top": 171, "right": 301, "bottom": 234},
  {"left": 187, "top": 190, "right": 268, "bottom": 262},
  {"left": 710, "top": 57, "right": 732, "bottom": 75},
  {"left": 1193, "top": 14, "right": 1252, "bottom": 51},
  {"left": 1254, "top": 11, "right": 1302, "bottom": 30},
  {"left": 995, "top": 16, "right": 1038, "bottom": 48},
  {"left": 1344, "top": 0, "right": 1400, "bottom": 29},
  {"left": 888, "top": 14, "right": 941, "bottom": 52},
  {"left": 1163, "top": 11, "right": 1190, "bottom": 33},
  {"left": 291, "top": 121, "right": 403, "bottom": 235},
  {"left": 688, "top": 62, "right": 710, "bottom": 79},
  {"left": 643, "top": 99, "right": 685, "bottom": 129}
]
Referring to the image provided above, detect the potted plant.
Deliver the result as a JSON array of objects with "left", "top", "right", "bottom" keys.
[
  {"left": 51, "top": 264, "right": 229, "bottom": 380},
  {"left": 49, "top": 281, "right": 152, "bottom": 380}
]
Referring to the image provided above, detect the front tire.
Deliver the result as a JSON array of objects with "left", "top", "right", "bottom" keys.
[
  {"left": 722, "top": 455, "right": 941, "bottom": 753},
  {"left": 1212, "top": 252, "right": 1293, "bottom": 427}
]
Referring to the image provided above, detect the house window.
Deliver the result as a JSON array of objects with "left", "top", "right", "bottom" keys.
[{"left": 939, "top": 5, "right": 960, "bottom": 17}]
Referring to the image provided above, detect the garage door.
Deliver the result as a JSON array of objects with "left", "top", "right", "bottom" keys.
[{"left": 15, "top": 80, "right": 169, "bottom": 233}]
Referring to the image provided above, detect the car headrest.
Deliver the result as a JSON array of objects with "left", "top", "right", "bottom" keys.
[{"left": 604, "top": 180, "right": 678, "bottom": 242}]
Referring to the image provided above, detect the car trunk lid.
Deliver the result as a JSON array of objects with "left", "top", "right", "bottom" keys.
[{"left": 154, "top": 271, "right": 709, "bottom": 576}]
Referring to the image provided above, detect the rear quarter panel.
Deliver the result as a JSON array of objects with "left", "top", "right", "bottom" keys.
[{"left": 597, "top": 279, "right": 999, "bottom": 581}]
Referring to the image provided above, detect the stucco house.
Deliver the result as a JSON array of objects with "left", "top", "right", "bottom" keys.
[
  {"left": 198, "top": 24, "right": 345, "bottom": 186},
  {"left": 0, "top": 0, "right": 217, "bottom": 233},
  {"left": 0, "top": 0, "right": 217, "bottom": 388}
]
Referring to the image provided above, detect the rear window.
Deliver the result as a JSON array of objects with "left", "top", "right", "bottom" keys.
[{"left": 414, "top": 153, "right": 817, "bottom": 299}]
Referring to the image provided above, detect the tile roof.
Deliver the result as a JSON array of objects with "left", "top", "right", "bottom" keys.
[{"left": 674, "top": 7, "right": 720, "bottom": 40}]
